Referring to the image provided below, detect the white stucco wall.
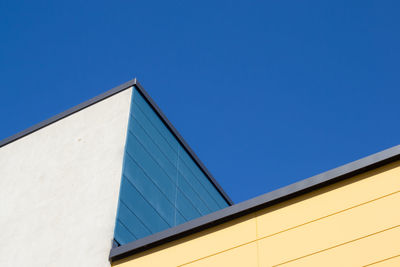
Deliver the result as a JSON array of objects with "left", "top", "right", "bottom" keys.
[{"left": 0, "top": 88, "right": 132, "bottom": 267}]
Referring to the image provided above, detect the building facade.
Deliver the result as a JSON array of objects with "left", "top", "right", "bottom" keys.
[
  {"left": 1, "top": 79, "right": 399, "bottom": 266},
  {"left": 111, "top": 152, "right": 400, "bottom": 267}
]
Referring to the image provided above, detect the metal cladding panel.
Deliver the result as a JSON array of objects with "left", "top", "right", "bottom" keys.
[{"left": 114, "top": 87, "right": 229, "bottom": 245}]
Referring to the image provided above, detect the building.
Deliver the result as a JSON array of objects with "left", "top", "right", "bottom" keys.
[{"left": 1, "top": 79, "right": 399, "bottom": 267}]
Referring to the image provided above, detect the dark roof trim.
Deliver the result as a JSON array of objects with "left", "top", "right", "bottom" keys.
[
  {"left": 0, "top": 78, "right": 136, "bottom": 148},
  {"left": 110, "top": 144, "right": 400, "bottom": 262},
  {"left": 0, "top": 78, "right": 233, "bottom": 205}
]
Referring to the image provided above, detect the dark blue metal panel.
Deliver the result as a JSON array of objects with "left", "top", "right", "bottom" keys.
[{"left": 114, "top": 87, "right": 230, "bottom": 245}]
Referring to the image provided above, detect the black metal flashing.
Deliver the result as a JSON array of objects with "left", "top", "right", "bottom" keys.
[
  {"left": 109, "top": 144, "right": 400, "bottom": 262},
  {"left": 0, "top": 78, "right": 233, "bottom": 205}
]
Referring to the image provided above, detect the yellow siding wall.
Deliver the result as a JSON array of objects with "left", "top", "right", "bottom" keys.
[{"left": 113, "top": 161, "right": 400, "bottom": 267}]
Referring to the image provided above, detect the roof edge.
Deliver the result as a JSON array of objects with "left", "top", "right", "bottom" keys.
[
  {"left": 109, "top": 143, "right": 400, "bottom": 262},
  {"left": 0, "top": 78, "right": 233, "bottom": 205},
  {"left": 0, "top": 78, "right": 137, "bottom": 148}
]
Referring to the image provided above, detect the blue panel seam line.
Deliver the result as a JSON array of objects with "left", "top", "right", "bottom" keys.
[
  {"left": 119, "top": 200, "right": 153, "bottom": 234},
  {"left": 127, "top": 124, "right": 214, "bottom": 213},
  {"left": 110, "top": 81, "right": 232, "bottom": 246},
  {"left": 134, "top": 80, "right": 232, "bottom": 205},
  {"left": 122, "top": 174, "right": 173, "bottom": 227},
  {"left": 126, "top": 130, "right": 208, "bottom": 216},
  {"left": 123, "top": 151, "right": 190, "bottom": 222},
  {"left": 132, "top": 99, "right": 221, "bottom": 208},
  {"left": 130, "top": 115, "right": 213, "bottom": 212}
]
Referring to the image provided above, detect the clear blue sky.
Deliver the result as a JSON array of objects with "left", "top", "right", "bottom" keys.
[{"left": 1, "top": 1, "right": 399, "bottom": 203}]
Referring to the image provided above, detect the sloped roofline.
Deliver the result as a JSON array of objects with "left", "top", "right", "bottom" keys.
[
  {"left": 0, "top": 78, "right": 233, "bottom": 205},
  {"left": 109, "top": 143, "right": 400, "bottom": 262}
]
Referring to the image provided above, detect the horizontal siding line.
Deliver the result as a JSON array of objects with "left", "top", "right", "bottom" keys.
[
  {"left": 133, "top": 97, "right": 225, "bottom": 209},
  {"left": 124, "top": 150, "right": 189, "bottom": 222},
  {"left": 255, "top": 212, "right": 261, "bottom": 267},
  {"left": 179, "top": 224, "right": 400, "bottom": 267},
  {"left": 178, "top": 237, "right": 257, "bottom": 267},
  {"left": 273, "top": 224, "right": 400, "bottom": 266},
  {"left": 127, "top": 130, "right": 205, "bottom": 218},
  {"left": 257, "top": 189, "right": 400, "bottom": 242},
  {"left": 130, "top": 115, "right": 214, "bottom": 213},
  {"left": 363, "top": 253, "right": 400, "bottom": 266},
  {"left": 177, "top": 190, "right": 400, "bottom": 266}
]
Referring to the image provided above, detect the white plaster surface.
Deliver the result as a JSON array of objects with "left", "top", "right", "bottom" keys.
[{"left": 0, "top": 88, "right": 132, "bottom": 267}]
